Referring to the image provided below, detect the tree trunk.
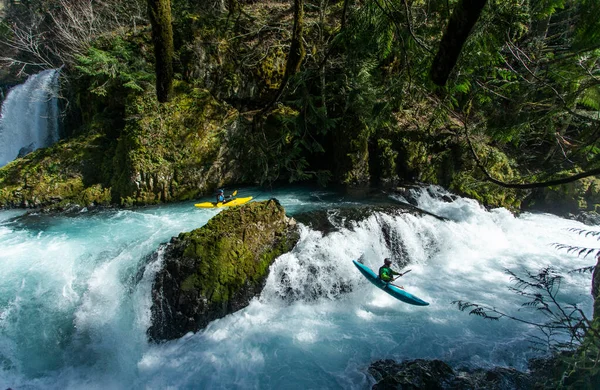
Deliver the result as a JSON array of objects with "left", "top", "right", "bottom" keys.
[
  {"left": 264, "top": 0, "right": 305, "bottom": 111},
  {"left": 147, "top": 0, "right": 174, "bottom": 103},
  {"left": 430, "top": 0, "right": 487, "bottom": 86}
]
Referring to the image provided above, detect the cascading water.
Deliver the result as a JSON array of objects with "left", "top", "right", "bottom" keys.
[
  {"left": 0, "top": 69, "right": 61, "bottom": 167},
  {"left": 0, "top": 186, "right": 596, "bottom": 389}
]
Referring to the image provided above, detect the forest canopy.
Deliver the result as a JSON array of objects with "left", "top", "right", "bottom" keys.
[{"left": 0, "top": 0, "right": 599, "bottom": 209}]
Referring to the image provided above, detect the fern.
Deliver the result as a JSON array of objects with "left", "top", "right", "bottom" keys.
[
  {"left": 577, "top": 87, "right": 600, "bottom": 111},
  {"left": 566, "top": 228, "right": 600, "bottom": 239}
]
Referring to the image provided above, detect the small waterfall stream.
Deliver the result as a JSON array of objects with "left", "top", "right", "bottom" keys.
[{"left": 0, "top": 69, "right": 61, "bottom": 167}]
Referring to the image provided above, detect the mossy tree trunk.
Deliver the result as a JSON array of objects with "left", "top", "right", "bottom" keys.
[
  {"left": 147, "top": 0, "right": 174, "bottom": 103},
  {"left": 264, "top": 0, "right": 305, "bottom": 110},
  {"left": 430, "top": 0, "right": 487, "bottom": 86},
  {"left": 227, "top": 0, "right": 237, "bottom": 16}
]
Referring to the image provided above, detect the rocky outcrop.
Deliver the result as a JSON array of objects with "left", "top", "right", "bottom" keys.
[
  {"left": 0, "top": 83, "right": 240, "bottom": 209},
  {"left": 369, "top": 359, "right": 535, "bottom": 389},
  {"left": 109, "top": 85, "right": 240, "bottom": 205},
  {"left": 0, "top": 133, "right": 112, "bottom": 210},
  {"left": 294, "top": 204, "right": 414, "bottom": 235},
  {"left": 148, "top": 199, "right": 299, "bottom": 342}
]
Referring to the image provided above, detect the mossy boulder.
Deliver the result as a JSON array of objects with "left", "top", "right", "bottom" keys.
[
  {"left": 0, "top": 133, "right": 112, "bottom": 210},
  {"left": 148, "top": 199, "right": 299, "bottom": 342},
  {"left": 110, "top": 83, "right": 240, "bottom": 205}
]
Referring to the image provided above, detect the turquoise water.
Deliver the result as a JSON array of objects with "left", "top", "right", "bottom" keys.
[{"left": 0, "top": 186, "right": 596, "bottom": 389}]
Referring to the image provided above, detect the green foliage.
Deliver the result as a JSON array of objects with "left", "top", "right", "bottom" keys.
[
  {"left": 75, "top": 36, "right": 154, "bottom": 97},
  {"left": 578, "top": 86, "right": 600, "bottom": 111},
  {"left": 574, "top": 0, "right": 600, "bottom": 49}
]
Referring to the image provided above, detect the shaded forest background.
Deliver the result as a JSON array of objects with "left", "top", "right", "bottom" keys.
[{"left": 0, "top": 0, "right": 599, "bottom": 214}]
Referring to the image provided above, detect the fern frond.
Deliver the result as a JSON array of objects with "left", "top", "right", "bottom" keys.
[
  {"left": 552, "top": 243, "right": 600, "bottom": 258},
  {"left": 567, "top": 228, "right": 600, "bottom": 239},
  {"left": 568, "top": 266, "right": 596, "bottom": 274}
]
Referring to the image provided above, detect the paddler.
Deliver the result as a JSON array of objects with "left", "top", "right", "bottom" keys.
[
  {"left": 216, "top": 189, "right": 233, "bottom": 203},
  {"left": 378, "top": 258, "right": 407, "bottom": 289}
]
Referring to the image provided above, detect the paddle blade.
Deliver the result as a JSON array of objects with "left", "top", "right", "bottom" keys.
[{"left": 232, "top": 190, "right": 238, "bottom": 196}]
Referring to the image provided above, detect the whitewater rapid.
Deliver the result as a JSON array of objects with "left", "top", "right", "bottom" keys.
[{"left": 0, "top": 187, "right": 596, "bottom": 389}]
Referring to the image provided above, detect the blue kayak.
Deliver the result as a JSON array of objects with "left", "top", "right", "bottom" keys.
[{"left": 353, "top": 260, "right": 429, "bottom": 306}]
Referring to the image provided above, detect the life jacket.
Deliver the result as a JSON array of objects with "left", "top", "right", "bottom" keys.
[
  {"left": 217, "top": 194, "right": 224, "bottom": 202},
  {"left": 379, "top": 266, "right": 392, "bottom": 282}
]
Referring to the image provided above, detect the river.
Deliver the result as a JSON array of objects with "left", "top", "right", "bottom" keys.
[{"left": 0, "top": 186, "right": 596, "bottom": 389}]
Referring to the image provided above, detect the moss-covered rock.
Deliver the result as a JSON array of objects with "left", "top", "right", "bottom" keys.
[
  {"left": 523, "top": 176, "right": 600, "bottom": 216},
  {"left": 148, "top": 199, "right": 299, "bottom": 342},
  {"left": 110, "top": 83, "right": 240, "bottom": 205},
  {"left": 0, "top": 82, "right": 240, "bottom": 209},
  {"left": 0, "top": 133, "right": 112, "bottom": 210}
]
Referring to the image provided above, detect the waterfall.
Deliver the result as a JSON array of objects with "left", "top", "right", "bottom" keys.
[{"left": 0, "top": 69, "right": 61, "bottom": 167}]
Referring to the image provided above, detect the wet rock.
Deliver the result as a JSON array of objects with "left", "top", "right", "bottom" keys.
[
  {"left": 294, "top": 205, "right": 414, "bottom": 234},
  {"left": 369, "top": 359, "right": 533, "bottom": 390},
  {"left": 148, "top": 199, "right": 299, "bottom": 342},
  {"left": 568, "top": 211, "right": 600, "bottom": 226},
  {"left": 369, "top": 359, "right": 455, "bottom": 389},
  {"left": 17, "top": 143, "right": 35, "bottom": 158}
]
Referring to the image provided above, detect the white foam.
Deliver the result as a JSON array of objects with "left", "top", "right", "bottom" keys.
[{"left": 0, "top": 188, "right": 597, "bottom": 389}]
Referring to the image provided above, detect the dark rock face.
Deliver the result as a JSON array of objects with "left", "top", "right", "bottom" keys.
[
  {"left": 568, "top": 211, "right": 600, "bottom": 226},
  {"left": 593, "top": 255, "right": 600, "bottom": 321},
  {"left": 148, "top": 199, "right": 299, "bottom": 342},
  {"left": 17, "top": 143, "right": 35, "bottom": 158},
  {"left": 369, "top": 359, "right": 533, "bottom": 390},
  {"left": 369, "top": 359, "right": 455, "bottom": 389},
  {"left": 294, "top": 205, "right": 416, "bottom": 235}
]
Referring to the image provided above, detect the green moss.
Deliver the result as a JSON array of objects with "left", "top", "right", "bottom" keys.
[
  {"left": 257, "top": 47, "right": 286, "bottom": 90},
  {"left": 525, "top": 176, "right": 600, "bottom": 214},
  {"left": 175, "top": 199, "right": 297, "bottom": 304},
  {"left": 0, "top": 133, "right": 113, "bottom": 209},
  {"left": 109, "top": 84, "right": 239, "bottom": 205}
]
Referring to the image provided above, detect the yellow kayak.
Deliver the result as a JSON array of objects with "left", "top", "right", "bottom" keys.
[{"left": 194, "top": 196, "right": 253, "bottom": 209}]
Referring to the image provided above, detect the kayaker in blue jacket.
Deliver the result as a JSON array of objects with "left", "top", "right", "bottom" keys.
[
  {"left": 378, "top": 258, "right": 405, "bottom": 289},
  {"left": 216, "top": 189, "right": 232, "bottom": 203}
]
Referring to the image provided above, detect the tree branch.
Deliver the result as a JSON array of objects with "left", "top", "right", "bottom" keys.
[{"left": 464, "top": 123, "right": 600, "bottom": 189}]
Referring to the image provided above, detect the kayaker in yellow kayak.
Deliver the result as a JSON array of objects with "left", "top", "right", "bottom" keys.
[
  {"left": 195, "top": 190, "right": 250, "bottom": 208},
  {"left": 216, "top": 189, "right": 234, "bottom": 204}
]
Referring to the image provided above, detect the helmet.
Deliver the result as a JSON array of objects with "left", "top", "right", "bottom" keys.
[
  {"left": 384, "top": 258, "right": 392, "bottom": 264},
  {"left": 218, "top": 189, "right": 224, "bottom": 193}
]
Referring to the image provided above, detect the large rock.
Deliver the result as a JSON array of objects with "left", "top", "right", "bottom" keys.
[
  {"left": 369, "top": 359, "right": 532, "bottom": 389},
  {"left": 148, "top": 199, "right": 299, "bottom": 342}
]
